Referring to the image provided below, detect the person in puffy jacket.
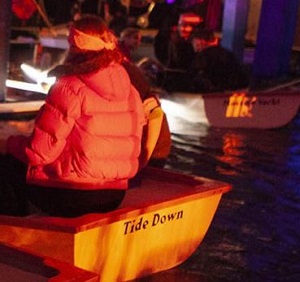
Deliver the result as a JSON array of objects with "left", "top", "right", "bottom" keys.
[{"left": 6, "top": 15, "right": 145, "bottom": 217}]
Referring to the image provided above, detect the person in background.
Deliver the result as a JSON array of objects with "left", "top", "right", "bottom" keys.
[
  {"left": 117, "top": 26, "right": 171, "bottom": 171},
  {"left": 166, "top": 12, "right": 202, "bottom": 70},
  {"left": 155, "top": 12, "right": 203, "bottom": 92},
  {"left": 182, "top": 0, "right": 209, "bottom": 23},
  {"left": 118, "top": 27, "right": 142, "bottom": 61},
  {"left": 190, "top": 28, "right": 250, "bottom": 92},
  {"left": 121, "top": 59, "right": 171, "bottom": 172},
  {"left": 4, "top": 15, "right": 145, "bottom": 217}
]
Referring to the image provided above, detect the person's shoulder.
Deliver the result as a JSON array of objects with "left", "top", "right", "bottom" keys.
[
  {"left": 48, "top": 75, "right": 84, "bottom": 99},
  {"left": 202, "top": 45, "right": 225, "bottom": 53},
  {"left": 55, "top": 75, "right": 84, "bottom": 88},
  {"left": 106, "top": 62, "right": 129, "bottom": 76},
  {"left": 201, "top": 46, "right": 235, "bottom": 59}
]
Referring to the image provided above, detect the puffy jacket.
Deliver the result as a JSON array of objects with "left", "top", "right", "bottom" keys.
[{"left": 24, "top": 63, "right": 145, "bottom": 190}]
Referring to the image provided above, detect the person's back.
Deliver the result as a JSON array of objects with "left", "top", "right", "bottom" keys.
[
  {"left": 6, "top": 15, "right": 145, "bottom": 217},
  {"left": 167, "top": 30, "right": 195, "bottom": 70},
  {"left": 121, "top": 60, "right": 171, "bottom": 170},
  {"left": 192, "top": 45, "right": 249, "bottom": 92},
  {"left": 29, "top": 64, "right": 143, "bottom": 188},
  {"left": 164, "top": 12, "right": 202, "bottom": 70},
  {"left": 155, "top": 12, "right": 203, "bottom": 92},
  {"left": 118, "top": 27, "right": 142, "bottom": 61},
  {"left": 190, "top": 28, "right": 249, "bottom": 92}
]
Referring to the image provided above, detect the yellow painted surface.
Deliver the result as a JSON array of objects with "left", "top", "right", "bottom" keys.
[
  {"left": 74, "top": 194, "right": 222, "bottom": 281},
  {"left": 0, "top": 194, "right": 222, "bottom": 281},
  {"left": 0, "top": 167, "right": 231, "bottom": 281},
  {"left": 0, "top": 226, "right": 74, "bottom": 263}
]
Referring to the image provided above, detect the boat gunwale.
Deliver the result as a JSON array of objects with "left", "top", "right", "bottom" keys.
[
  {"left": 0, "top": 242, "right": 99, "bottom": 281},
  {"left": 171, "top": 89, "right": 300, "bottom": 99},
  {"left": 0, "top": 168, "right": 231, "bottom": 234},
  {"left": 0, "top": 100, "right": 45, "bottom": 113}
]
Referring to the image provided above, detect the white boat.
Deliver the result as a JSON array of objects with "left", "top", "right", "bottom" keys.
[
  {"left": 4, "top": 81, "right": 300, "bottom": 133},
  {"left": 160, "top": 89, "right": 300, "bottom": 133}
]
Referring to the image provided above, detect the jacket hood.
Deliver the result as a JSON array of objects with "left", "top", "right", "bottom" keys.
[{"left": 80, "top": 64, "right": 131, "bottom": 101}]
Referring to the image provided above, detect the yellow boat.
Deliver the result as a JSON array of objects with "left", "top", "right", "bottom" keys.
[
  {"left": 0, "top": 167, "right": 231, "bottom": 281},
  {"left": 0, "top": 242, "right": 99, "bottom": 281}
]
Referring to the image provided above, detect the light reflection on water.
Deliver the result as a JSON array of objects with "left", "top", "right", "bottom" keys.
[{"left": 139, "top": 113, "right": 300, "bottom": 281}]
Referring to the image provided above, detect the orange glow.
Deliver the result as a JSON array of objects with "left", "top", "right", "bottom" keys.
[
  {"left": 0, "top": 119, "right": 35, "bottom": 154},
  {"left": 0, "top": 168, "right": 231, "bottom": 281},
  {"left": 217, "top": 132, "right": 245, "bottom": 176},
  {"left": 225, "top": 92, "right": 257, "bottom": 118},
  {"left": 179, "top": 13, "right": 203, "bottom": 25},
  {"left": 12, "top": 0, "right": 36, "bottom": 20},
  {"left": 68, "top": 27, "right": 116, "bottom": 51},
  {"left": 178, "top": 12, "right": 203, "bottom": 39}
]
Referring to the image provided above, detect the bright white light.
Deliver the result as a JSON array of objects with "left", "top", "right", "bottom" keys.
[
  {"left": 20, "top": 63, "right": 56, "bottom": 86},
  {"left": 160, "top": 95, "right": 209, "bottom": 135},
  {"left": 7, "top": 63, "right": 56, "bottom": 94},
  {"left": 6, "top": 79, "right": 50, "bottom": 94},
  {"left": 160, "top": 99, "right": 186, "bottom": 118},
  {"left": 21, "top": 64, "right": 41, "bottom": 82},
  {"left": 160, "top": 94, "right": 208, "bottom": 123}
]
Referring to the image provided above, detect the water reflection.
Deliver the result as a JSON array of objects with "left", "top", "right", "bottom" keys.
[
  {"left": 216, "top": 132, "right": 246, "bottom": 176},
  {"left": 146, "top": 113, "right": 300, "bottom": 281}
]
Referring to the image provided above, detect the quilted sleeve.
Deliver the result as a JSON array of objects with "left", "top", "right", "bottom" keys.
[{"left": 26, "top": 82, "right": 81, "bottom": 166}]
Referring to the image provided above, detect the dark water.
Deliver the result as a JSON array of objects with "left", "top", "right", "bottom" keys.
[
  {"left": 139, "top": 113, "right": 300, "bottom": 281},
  {"left": 1, "top": 102, "right": 299, "bottom": 282}
]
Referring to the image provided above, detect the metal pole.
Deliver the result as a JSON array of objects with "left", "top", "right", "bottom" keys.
[
  {"left": 253, "top": 0, "right": 300, "bottom": 78},
  {"left": 0, "top": 0, "right": 12, "bottom": 102},
  {"left": 221, "top": 0, "right": 250, "bottom": 64}
]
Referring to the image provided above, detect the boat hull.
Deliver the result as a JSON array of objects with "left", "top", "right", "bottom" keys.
[
  {"left": 160, "top": 90, "right": 300, "bottom": 131},
  {"left": 0, "top": 100, "right": 44, "bottom": 120},
  {"left": 0, "top": 242, "right": 98, "bottom": 281},
  {"left": 0, "top": 167, "right": 231, "bottom": 281}
]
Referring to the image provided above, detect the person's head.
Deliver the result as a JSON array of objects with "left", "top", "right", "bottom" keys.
[
  {"left": 63, "top": 14, "right": 123, "bottom": 73},
  {"left": 177, "top": 12, "right": 202, "bottom": 40},
  {"left": 191, "top": 28, "right": 218, "bottom": 52},
  {"left": 119, "top": 27, "right": 142, "bottom": 51}
]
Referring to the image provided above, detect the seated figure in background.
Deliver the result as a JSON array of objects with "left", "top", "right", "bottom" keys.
[
  {"left": 155, "top": 12, "right": 203, "bottom": 92},
  {"left": 167, "top": 12, "right": 202, "bottom": 70},
  {"left": 122, "top": 59, "right": 171, "bottom": 173},
  {"left": 118, "top": 27, "right": 142, "bottom": 61},
  {"left": 117, "top": 25, "right": 171, "bottom": 168},
  {"left": 190, "top": 28, "right": 250, "bottom": 93}
]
